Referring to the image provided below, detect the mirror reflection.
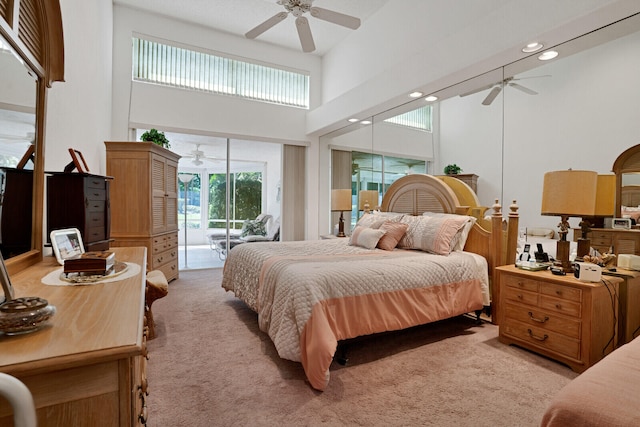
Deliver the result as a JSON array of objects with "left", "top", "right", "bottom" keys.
[
  {"left": 0, "top": 33, "right": 38, "bottom": 258},
  {"left": 323, "top": 12, "right": 640, "bottom": 237}
]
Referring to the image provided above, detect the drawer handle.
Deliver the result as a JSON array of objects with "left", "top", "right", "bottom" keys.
[
  {"left": 527, "top": 329, "right": 549, "bottom": 342},
  {"left": 517, "top": 294, "right": 523, "bottom": 299},
  {"left": 528, "top": 312, "right": 549, "bottom": 323},
  {"left": 555, "top": 303, "right": 562, "bottom": 309},
  {"left": 555, "top": 290, "right": 562, "bottom": 296}
]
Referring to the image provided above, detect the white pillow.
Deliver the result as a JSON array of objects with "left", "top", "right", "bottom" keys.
[
  {"left": 399, "top": 214, "right": 470, "bottom": 255},
  {"left": 349, "top": 226, "right": 386, "bottom": 249},
  {"left": 356, "top": 212, "right": 404, "bottom": 229}
]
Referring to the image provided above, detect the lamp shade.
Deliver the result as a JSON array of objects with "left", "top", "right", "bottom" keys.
[
  {"left": 358, "top": 190, "right": 378, "bottom": 210},
  {"left": 331, "top": 189, "right": 352, "bottom": 211},
  {"left": 541, "top": 170, "right": 598, "bottom": 216},
  {"left": 594, "top": 174, "right": 615, "bottom": 216}
]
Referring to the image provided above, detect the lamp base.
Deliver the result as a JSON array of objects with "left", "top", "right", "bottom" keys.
[
  {"left": 337, "top": 212, "right": 346, "bottom": 237},
  {"left": 556, "top": 239, "right": 573, "bottom": 273},
  {"left": 577, "top": 238, "right": 590, "bottom": 260}
]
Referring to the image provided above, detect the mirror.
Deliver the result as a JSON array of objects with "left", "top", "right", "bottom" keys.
[
  {"left": 0, "top": 33, "right": 37, "bottom": 259},
  {"left": 612, "top": 143, "right": 640, "bottom": 221},
  {"left": 322, "top": 12, "right": 640, "bottom": 236}
]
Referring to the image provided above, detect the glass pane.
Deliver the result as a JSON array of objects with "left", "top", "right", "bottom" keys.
[{"left": 178, "top": 173, "right": 200, "bottom": 230}]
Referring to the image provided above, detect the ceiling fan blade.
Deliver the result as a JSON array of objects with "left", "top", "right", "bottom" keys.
[
  {"left": 482, "top": 86, "right": 502, "bottom": 105},
  {"left": 459, "top": 83, "right": 495, "bottom": 97},
  {"left": 509, "top": 82, "right": 538, "bottom": 95},
  {"left": 296, "top": 16, "right": 315, "bottom": 53},
  {"left": 310, "top": 7, "right": 361, "bottom": 29},
  {"left": 245, "top": 12, "right": 288, "bottom": 39}
]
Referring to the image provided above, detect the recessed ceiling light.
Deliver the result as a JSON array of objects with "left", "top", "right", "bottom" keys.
[
  {"left": 425, "top": 95, "right": 438, "bottom": 102},
  {"left": 409, "top": 91, "right": 423, "bottom": 98},
  {"left": 538, "top": 50, "right": 559, "bottom": 61},
  {"left": 348, "top": 118, "right": 359, "bottom": 123},
  {"left": 522, "top": 42, "right": 544, "bottom": 53},
  {"left": 360, "top": 120, "right": 372, "bottom": 125}
]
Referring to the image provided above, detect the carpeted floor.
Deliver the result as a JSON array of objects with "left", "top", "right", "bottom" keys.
[{"left": 146, "top": 269, "right": 578, "bottom": 426}]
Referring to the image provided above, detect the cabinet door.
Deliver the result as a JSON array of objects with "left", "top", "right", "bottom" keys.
[
  {"left": 151, "top": 154, "right": 169, "bottom": 234},
  {"left": 165, "top": 158, "right": 179, "bottom": 232}
]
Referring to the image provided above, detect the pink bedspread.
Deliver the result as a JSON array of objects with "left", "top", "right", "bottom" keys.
[
  {"left": 222, "top": 239, "right": 489, "bottom": 390},
  {"left": 541, "top": 336, "right": 640, "bottom": 426}
]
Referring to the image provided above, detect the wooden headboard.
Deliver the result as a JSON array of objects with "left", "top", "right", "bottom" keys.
[{"left": 380, "top": 174, "right": 519, "bottom": 320}]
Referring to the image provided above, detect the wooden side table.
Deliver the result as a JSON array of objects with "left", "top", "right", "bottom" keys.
[
  {"left": 603, "top": 267, "right": 640, "bottom": 346},
  {"left": 497, "top": 265, "right": 620, "bottom": 373}
]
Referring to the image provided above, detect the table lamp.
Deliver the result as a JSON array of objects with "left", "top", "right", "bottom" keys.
[
  {"left": 541, "top": 170, "right": 597, "bottom": 271},
  {"left": 331, "top": 189, "right": 352, "bottom": 237},
  {"left": 358, "top": 190, "right": 378, "bottom": 216}
]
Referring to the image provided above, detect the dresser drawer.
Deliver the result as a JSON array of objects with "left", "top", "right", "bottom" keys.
[
  {"left": 503, "top": 286, "right": 539, "bottom": 306},
  {"left": 540, "top": 282, "right": 582, "bottom": 302},
  {"left": 85, "top": 226, "right": 106, "bottom": 242},
  {"left": 85, "top": 176, "right": 108, "bottom": 190},
  {"left": 84, "top": 187, "right": 106, "bottom": 201},
  {"left": 501, "top": 319, "right": 581, "bottom": 360},
  {"left": 502, "top": 274, "right": 539, "bottom": 292},
  {"left": 539, "top": 295, "right": 582, "bottom": 318},
  {"left": 85, "top": 199, "right": 106, "bottom": 213},
  {"left": 152, "top": 232, "right": 178, "bottom": 254},
  {"left": 590, "top": 231, "right": 613, "bottom": 246},
  {"left": 503, "top": 302, "right": 581, "bottom": 339},
  {"left": 86, "top": 211, "right": 105, "bottom": 228}
]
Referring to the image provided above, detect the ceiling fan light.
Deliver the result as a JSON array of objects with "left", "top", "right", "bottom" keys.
[
  {"left": 538, "top": 50, "right": 559, "bottom": 61},
  {"left": 425, "top": 95, "right": 438, "bottom": 102},
  {"left": 193, "top": 159, "right": 203, "bottom": 166},
  {"left": 522, "top": 42, "right": 544, "bottom": 53}
]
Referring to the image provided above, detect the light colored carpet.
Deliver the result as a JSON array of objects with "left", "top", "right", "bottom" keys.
[{"left": 147, "top": 269, "right": 578, "bottom": 427}]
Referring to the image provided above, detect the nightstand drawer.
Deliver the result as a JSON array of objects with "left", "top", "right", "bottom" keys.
[
  {"left": 503, "top": 287, "right": 538, "bottom": 305},
  {"left": 539, "top": 295, "right": 582, "bottom": 318},
  {"left": 502, "top": 274, "right": 539, "bottom": 292},
  {"left": 503, "top": 303, "right": 581, "bottom": 339},
  {"left": 540, "top": 282, "right": 582, "bottom": 302},
  {"left": 501, "top": 320, "right": 580, "bottom": 360}
]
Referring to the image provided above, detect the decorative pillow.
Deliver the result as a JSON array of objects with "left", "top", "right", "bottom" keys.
[
  {"left": 398, "top": 215, "right": 470, "bottom": 255},
  {"left": 349, "top": 226, "right": 386, "bottom": 249},
  {"left": 376, "top": 221, "right": 409, "bottom": 251},
  {"left": 356, "top": 212, "right": 404, "bottom": 229},
  {"left": 422, "top": 212, "right": 477, "bottom": 251},
  {"left": 240, "top": 219, "right": 267, "bottom": 237}
]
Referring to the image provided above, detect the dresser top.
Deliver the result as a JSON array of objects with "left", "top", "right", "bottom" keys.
[
  {"left": 0, "top": 247, "right": 147, "bottom": 375},
  {"left": 497, "top": 264, "right": 622, "bottom": 289}
]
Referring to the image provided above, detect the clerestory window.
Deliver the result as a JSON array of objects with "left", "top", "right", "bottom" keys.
[{"left": 132, "top": 36, "right": 310, "bottom": 109}]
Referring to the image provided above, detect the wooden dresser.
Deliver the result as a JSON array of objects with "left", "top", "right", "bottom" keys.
[
  {"left": 105, "top": 142, "right": 180, "bottom": 281},
  {"left": 437, "top": 173, "right": 478, "bottom": 193},
  {"left": 0, "top": 247, "right": 148, "bottom": 426},
  {"left": 573, "top": 227, "right": 640, "bottom": 256},
  {"left": 46, "top": 172, "right": 112, "bottom": 251},
  {"left": 497, "top": 265, "right": 620, "bottom": 373},
  {"left": 0, "top": 168, "right": 33, "bottom": 258}
]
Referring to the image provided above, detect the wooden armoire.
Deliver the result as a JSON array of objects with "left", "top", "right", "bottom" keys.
[{"left": 105, "top": 141, "right": 180, "bottom": 281}]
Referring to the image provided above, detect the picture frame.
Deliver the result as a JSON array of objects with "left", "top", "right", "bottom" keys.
[
  {"left": 0, "top": 252, "right": 15, "bottom": 305},
  {"left": 50, "top": 228, "right": 85, "bottom": 265},
  {"left": 16, "top": 144, "right": 35, "bottom": 170},
  {"left": 63, "top": 148, "right": 90, "bottom": 173}
]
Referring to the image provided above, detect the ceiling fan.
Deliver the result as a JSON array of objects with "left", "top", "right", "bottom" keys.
[
  {"left": 182, "top": 144, "right": 218, "bottom": 166},
  {"left": 245, "top": 0, "right": 361, "bottom": 53},
  {"left": 460, "top": 75, "right": 550, "bottom": 106}
]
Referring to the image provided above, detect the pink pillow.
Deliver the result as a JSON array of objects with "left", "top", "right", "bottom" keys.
[
  {"left": 377, "top": 221, "right": 409, "bottom": 251},
  {"left": 397, "top": 215, "right": 469, "bottom": 255}
]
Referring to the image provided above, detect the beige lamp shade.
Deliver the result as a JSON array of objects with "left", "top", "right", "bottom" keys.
[
  {"left": 331, "top": 189, "right": 352, "bottom": 211},
  {"left": 541, "top": 170, "right": 598, "bottom": 216},
  {"left": 594, "top": 174, "right": 615, "bottom": 216},
  {"left": 358, "top": 190, "right": 379, "bottom": 210}
]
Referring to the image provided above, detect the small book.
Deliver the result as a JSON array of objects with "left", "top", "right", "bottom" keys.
[{"left": 63, "top": 251, "right": 115, "bottom": 275}]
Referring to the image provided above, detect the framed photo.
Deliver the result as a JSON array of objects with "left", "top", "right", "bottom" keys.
[
  {"left": 50, "top": 228, "right": 85, "bottom": 265},
  {"left": 0, "top": 252, "right": 15, "bottom": 305},
  {"left": 63, "top": 148, "right": 90, "bottom": 173}
]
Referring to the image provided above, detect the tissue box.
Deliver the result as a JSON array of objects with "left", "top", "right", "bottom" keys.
[{"left": 617, "top": 254, "right": 640, "bottom": 271}]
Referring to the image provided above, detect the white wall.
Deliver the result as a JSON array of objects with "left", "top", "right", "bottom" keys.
[{"left": 46, "top": 0, "right": 113, "bottom": 174}]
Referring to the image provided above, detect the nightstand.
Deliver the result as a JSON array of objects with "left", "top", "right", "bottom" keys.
[
  {"left": 602, "top": 267, "right": 640, "bottom": 346},
  {"left": 497, "top": 265, "right": 620, "bottom": 373}
]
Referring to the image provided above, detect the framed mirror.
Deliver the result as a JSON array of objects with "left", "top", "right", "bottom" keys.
[{"left": 0, "top": 0, "right": 65, "bottom": 274}]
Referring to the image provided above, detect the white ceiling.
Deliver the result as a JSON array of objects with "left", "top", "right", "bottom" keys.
[{"left": 113, "top": 0, "right": 389, "bottom": 55}]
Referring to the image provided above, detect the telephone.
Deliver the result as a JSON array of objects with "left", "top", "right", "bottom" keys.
[{"left": 534, "top": 243, "right": 549, "bottom": 263}]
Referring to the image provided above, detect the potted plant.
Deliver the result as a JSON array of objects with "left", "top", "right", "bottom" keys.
[
  {"left": 444, "top": 164, "right": 462, "bottom": 175},
  {"left": 140, "top": 129, "right": 171, "bottom": 149}
]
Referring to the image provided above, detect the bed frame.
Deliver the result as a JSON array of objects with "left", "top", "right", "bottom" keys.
[{"left": 380, "top": 174, "right": 519, "bottom": 322}]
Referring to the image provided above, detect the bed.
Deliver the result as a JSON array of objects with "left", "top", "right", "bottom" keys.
[
  {"left": 221, "top": 174, "right": 519, "bottom": 390},
  {"left": 541, "top": 335, "right": 640, "bottom": 426}
]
